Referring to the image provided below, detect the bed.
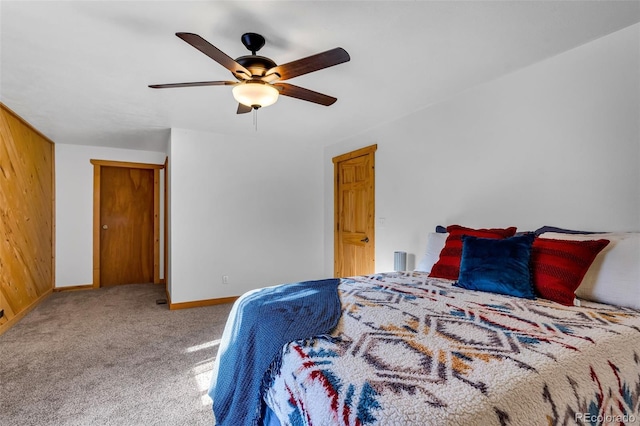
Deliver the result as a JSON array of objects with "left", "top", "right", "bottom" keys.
[{"left": 209, "top": 227, "right": 640, "bottom": 426}]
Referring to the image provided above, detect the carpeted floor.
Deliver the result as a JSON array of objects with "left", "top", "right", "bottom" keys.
[{"left": 0, "top": 284, "right": 233, "bottom": 426}]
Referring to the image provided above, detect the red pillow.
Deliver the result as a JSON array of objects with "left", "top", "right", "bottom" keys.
[
  {"left": 429, "top": 225, "right": 517, "bottom": 280},
  {"left": 531, "top": 238, "right": 609, "bottom": 306}
]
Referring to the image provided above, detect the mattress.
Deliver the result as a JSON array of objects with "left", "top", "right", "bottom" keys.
[{"left": 264, "top": 272, "right": 640, "bottom": 425}]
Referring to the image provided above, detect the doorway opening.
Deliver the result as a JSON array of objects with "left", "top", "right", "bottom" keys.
[{"left": 91, "top": 160, "right": 164, "bottom": 287}]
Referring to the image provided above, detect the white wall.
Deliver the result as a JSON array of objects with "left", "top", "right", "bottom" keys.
[
  {"left": 55, "top": 144, "right": 166, "bottom": 287},
  {"left": 168, "top": 128, "right": 325, "bottom": 304},
  {"left": 324, "top": 23, "right": 640, "bottom": 275},
  {"left": 55, "top": 24, "right": 639, "bottom": 299}
]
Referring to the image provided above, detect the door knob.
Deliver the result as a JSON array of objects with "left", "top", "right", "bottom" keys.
[
  {"left": 102, "top": 224, "right": 108, "bottom": 230},
  {"left": 360, "top": 236, "right": 369, "bottom": 243}
]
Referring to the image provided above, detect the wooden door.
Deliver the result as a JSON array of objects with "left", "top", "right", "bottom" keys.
[
  {"left": 99, "top": 166, "right": 154, "bottom": 286},
  {"left": 333, "top": 145, "right": 377, "bottom": 277}
]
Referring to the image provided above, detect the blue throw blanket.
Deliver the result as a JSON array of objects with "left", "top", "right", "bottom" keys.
[{"left": 209, "top": 278, "right": 342, "bottom": 426}]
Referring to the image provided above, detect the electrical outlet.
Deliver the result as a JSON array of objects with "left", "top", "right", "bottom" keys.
[{"left": 222, "top": 275, "right": 229, "bottom": 285}]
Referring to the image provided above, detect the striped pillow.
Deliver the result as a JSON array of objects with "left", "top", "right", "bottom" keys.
[
  {"left": 429, "top": 225, "right": 517, "bottom": 280},
  {"left": 531, "top": 238, "right": 609, "bottom": 306}
]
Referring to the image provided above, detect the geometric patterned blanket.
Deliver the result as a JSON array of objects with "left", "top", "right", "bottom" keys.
[{"left": 264, "top": 272, "right": 640, "bottom": 425}]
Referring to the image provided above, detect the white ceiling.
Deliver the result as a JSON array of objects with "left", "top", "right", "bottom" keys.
[{"left": 2, "top": 1, "right": 639, "bottom": 152}]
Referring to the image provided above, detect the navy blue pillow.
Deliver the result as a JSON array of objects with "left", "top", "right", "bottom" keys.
[{"left": 454, "top": 233, "right": 535, "bottom": 299}]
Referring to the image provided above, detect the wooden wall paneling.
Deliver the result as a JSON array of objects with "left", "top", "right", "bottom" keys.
[{"left": 0, "top": 104, "right": 55, "bottom": 336}]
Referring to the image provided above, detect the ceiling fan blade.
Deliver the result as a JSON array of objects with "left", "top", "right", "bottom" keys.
[
  {"left": 267, "top": 47, "right": 350, "bottom": 81},
  {"left": 237, "top": 103, "right": 252, "bottom": 114},
  {"left": 176, "top": 32, "right": 251, "bottom": 79},
  {"left": 149, "top": 81, "right": 237, "bottom": 89},
  {"left": 273, "top": 83, "right": 337, "bottom": 106}
]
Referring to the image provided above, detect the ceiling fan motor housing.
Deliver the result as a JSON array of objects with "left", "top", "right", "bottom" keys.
[{"left": 235, "top": 55, "right": 277, "bottom": 79}]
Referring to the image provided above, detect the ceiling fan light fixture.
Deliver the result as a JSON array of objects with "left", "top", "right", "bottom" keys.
[{"left": 232, "top": 81, "right": 279, "bottom": 108}]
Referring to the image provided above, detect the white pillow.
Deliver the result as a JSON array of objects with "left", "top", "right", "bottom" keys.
[
  {"left": 538, "top": 232, "right": 640, "bottom": 310},
  {"left": 415, "top": 232, "right": 448, "bottom": 273}
]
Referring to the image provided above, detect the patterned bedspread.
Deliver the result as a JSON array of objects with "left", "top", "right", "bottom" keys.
[{"left": 264, "top": 272, "right": 640, "bottom": 425}]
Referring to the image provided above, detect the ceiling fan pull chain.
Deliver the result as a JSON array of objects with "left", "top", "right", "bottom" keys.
[{"left": 253, "top": 108, "right": 258, "bottom": 131}]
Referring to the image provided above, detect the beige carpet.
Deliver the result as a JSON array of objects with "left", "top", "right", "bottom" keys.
[{"left": 0, "top": 284, "right": 233, "bottom": 426}]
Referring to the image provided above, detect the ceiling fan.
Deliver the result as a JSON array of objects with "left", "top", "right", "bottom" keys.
[{"left": 149, "top": 32, "right": 350, "bottom": 114}]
